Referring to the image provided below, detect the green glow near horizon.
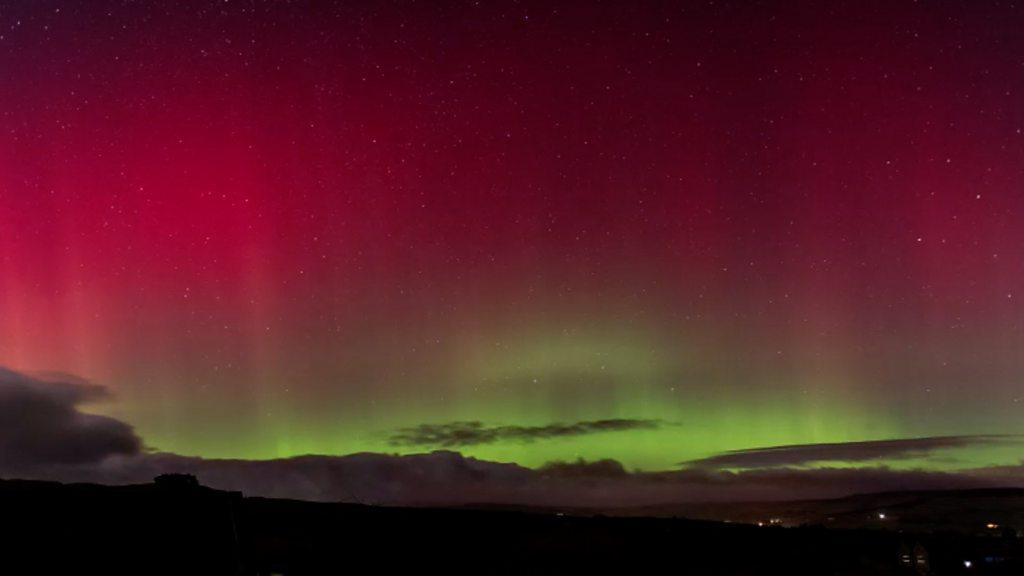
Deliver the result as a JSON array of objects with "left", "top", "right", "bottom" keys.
[{"left": 95, "top": 322, "right": 1004, "bottom": 472}]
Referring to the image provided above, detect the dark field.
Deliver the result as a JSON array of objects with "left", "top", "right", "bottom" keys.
[{"left": 2, "top": 478, "right": 1023, "bottom": 575}]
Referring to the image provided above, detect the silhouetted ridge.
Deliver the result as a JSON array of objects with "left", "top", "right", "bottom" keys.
[{"left": 1, "top": 477, "right": 1023, "bottom": 574}]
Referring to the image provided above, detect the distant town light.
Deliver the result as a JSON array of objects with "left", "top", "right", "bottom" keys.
[
  {"left": 878, "top": 513, "right": 886, "bottom": 520},
  {"left": 964, "top": 560, "right": 972, "bottom": 568},
  {"left": 986, "top": 523, "right": 999, "bottom": 529}
]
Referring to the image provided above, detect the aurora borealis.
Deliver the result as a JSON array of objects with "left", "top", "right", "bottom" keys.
[{"left": 3, "top": 0, "right": 1024, "bottom": 486}]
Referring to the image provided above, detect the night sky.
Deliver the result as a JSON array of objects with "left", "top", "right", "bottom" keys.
[{"left": 3, "top": 0, "right": 1024, "bottom": 483}]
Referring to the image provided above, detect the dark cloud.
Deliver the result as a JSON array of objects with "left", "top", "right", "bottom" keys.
[
  {"left": 539, "top": 458, "right": 629, "bottom": 479},
  {"left": 681, "top": 435, "right": 1017, "bottom": 469},
  {"left": 388, "top": 418, "right": 661, "bottom": 447},
  {"left": 0, "top": 367, "right": 142, "bottom": 468}
]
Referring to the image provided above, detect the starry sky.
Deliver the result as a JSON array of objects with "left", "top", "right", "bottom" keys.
[{"left": 2, "top": 0, "right": 1024, "bottom": 474}]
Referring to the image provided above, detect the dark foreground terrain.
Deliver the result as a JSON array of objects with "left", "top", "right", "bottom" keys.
[{"left": 1, "top": 477, "right": 1021, "bottom": 575}]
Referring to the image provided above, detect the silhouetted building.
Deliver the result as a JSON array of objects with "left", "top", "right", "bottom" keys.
[{"left": 154, "top": 473, "right": 200, "bottom": 488}]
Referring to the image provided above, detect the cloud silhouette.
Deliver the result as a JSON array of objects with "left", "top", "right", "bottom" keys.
[
  {"left": 681, "top": 435, "right": 1017, "bottom": 470},
  {"left": 31, "top": 450, "right": 1024, "bottom": 508},
  {"left": 539, "top": 458, "right": 630, "bottom": 479},
  {"left": 388, "top": 418, "right": 661, "bottom": 447},
  {"left": 0, "top": 367, "right": 142, "bottom": 467}
]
